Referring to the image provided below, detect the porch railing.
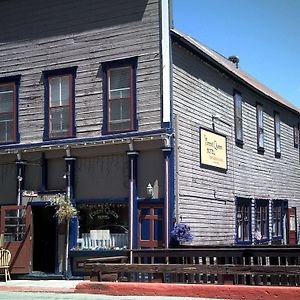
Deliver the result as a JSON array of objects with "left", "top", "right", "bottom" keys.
[{"left": 85, "top": 246, "right": 300, "bottom": 286}]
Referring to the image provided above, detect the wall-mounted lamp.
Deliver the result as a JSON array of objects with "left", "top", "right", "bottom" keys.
[
  {"left": 63, "top": 172, "right": 70, "bottom": 179},
  {"left": 17, "top": 176, "right": 23, "bottom": 182},
  {"left": 146, "top": 183, "right": 154, "bottom": 198},
  {"left": 162, "top": 134, "right": 171, "bottom": 148}
]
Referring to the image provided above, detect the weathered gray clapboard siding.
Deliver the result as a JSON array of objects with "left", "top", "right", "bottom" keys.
[
  {"left": 0, "top": 0, "right": 162, "bottom": 144},
  {"left": 172, "top": 42, "right": 300, "bottom": 245}
]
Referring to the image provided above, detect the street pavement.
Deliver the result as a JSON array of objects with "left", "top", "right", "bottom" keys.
[{"left": 0, "top": 291, "right": 229, "bottom": 300}]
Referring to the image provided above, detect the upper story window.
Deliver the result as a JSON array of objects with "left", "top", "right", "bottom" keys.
[
  {"left": 274, "top": 112, "right": 281, "bottom": 157},
  {"left": 0, "top": 76, "right": 20, "bottom": 144},
  {"left": 102, "top": 57, "right": 138, "bottom": 134},
  {"left": 43, "top": 67, "right": 77, "bottom": 140},
  {"left": 256, "top": 104, "right": 264, "bottom": 152},
  {"left": 234, "top": 91, "right": 243, "bottom": 145},
  {"left": 255, "top": 200, "right": 269, "bottom": 243},
  {"left": 236, "top": 198, "right": 251, "bottom": 244}
]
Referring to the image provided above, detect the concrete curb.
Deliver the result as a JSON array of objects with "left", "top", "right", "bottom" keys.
[{"left": 75, "top": 282, "right": 300, "bottom": 300}]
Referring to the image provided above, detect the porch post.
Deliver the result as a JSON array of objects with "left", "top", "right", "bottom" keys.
[
  {"left": 16, "top": 158, "right": 26, "bottom": 206},
  {"left": 127, "top": 151, "right": 139, "bottom": 264},
  {"left": 64, "top": 156, "right": 77, "bottom": 249},
  {"left": 162, "top": 145, "right": 172, "bottom": 249}
]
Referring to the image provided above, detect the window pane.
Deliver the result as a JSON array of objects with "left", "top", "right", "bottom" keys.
[
  {"left": 109, "top": 67, "right": 131, "bottom": 100},
  {"left": 49, "top": 78, "right": 60, "bottom": 106},
  {"left": 257, "top": 105, "right": 263, "bottom": 126},
  {"left": 236, "top": 119, "right": 243, "bottom": 141},
  {"left": 110, "top": 67, "right": 130, "bottom": 90},
  {"left": 121, "top": 99, "right": 130, "bottom": 120},
  {"left": 259, "top": 130, "right": 264, "bottom": 148},
  {"left": 6, "top": 120, "right": 13, "bottom": 141},
  {"left": 235, "top": 94, "right": 242, "bottom": 117},
  {"left": 77, "top": 203, "right": 128, "bottom": 250},
  {"left": 0, "top": 121, "right": 6, "bottom": 142},
  {"left": 61, "top": 76, "right": 70, "bottom": 105},
  {"left": 0, "top": 84, "right": 14, "bottom": 113},
  {"left": 275, "top": 114, "right": 280, "bottom": 136},
  {"left": 0, "top": 114, "right": 14, "bottom": 142},
  {"left": 235, "top": 93, "right": 243, "bottom": 141},
  {"left": 50, "top": 106, "right": 70, "bottom": 137},
  {"left": 109, "top": 100, "right": 121, "bottom": 121},
  {"left": 276, "top": 135, "right": 281, "bottom": 153},
  {"left": 109, "top": 99, "right": 130, "bottom": 122}
]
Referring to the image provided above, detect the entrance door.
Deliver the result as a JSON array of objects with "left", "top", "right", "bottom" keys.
[
  {"left": 138, "top": 203, "right": 163, "bottom": 248},
  {"left": 32, "top": 206, "right": 56, "bottom": 273},
  {"left": 0, "top": 205, "right": 32, "bottom": 274},
  {"left": 288, "top": 207, "right": 297, "bottom": 245}
]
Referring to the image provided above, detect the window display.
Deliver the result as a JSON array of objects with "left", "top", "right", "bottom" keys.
[{"left": 76, "top": 203, "right": 128, "bottom": 250}]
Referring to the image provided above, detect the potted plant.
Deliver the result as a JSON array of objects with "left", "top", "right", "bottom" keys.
[{"left": 170, "top": 223, "right": 193, "bottom": 248}]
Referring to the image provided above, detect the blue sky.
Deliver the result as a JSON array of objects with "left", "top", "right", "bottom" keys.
[{"left": 172, "top": 0, "right": 300, "bottom": 108}]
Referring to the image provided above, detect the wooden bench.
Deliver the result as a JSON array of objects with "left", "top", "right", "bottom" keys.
[{"left": 85, "top": 256, "right": 128, "bottom": 281}]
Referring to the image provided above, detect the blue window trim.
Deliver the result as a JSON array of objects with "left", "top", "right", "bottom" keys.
[
  {"left": 255, "top": 199, "right": 269, "bottom": 244},
  {"left": 272, "top": 200, "right": 285, "bottom": 241},
  {"left": 43, "top": 67, "right": 77, "bottom": 141},
  {"left": 235, "top": 198, "right": 252, "bottom": 245},
  {"left": 0, "top": 75, "right": 21, "bottom": 145},
  {"left": 102, "top": 57, "right": 138, "bottom": 135}
]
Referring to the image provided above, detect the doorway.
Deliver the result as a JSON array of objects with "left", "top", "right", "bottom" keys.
[{"left": 32, "top": 206, "right": 56, "bottom": 273}]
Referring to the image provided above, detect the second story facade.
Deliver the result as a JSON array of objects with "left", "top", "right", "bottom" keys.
[{"left": 0, "top": 0, "right": 167, "bottom": 148}]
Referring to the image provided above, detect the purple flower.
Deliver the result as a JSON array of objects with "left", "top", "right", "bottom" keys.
[{"left": 171, "top": 223, "right": 193, "bottom": 243}]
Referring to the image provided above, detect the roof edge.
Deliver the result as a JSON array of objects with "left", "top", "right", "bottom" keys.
[{"left": 171, "top": 28, "right": 300, "bottom": 116}]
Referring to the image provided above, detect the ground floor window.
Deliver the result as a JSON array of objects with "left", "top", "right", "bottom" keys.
[
  {"left": 272, "top": 200, "right": 283, "bottom": 240},
  {"left": 255, "top": 200, "right": 269, "bottom": 243},
  {"left": 76, "top": 202, "right": 128, "bottom": 250},
  {"left": 236, "top": 198, "right": 251, "bottom": 244}
]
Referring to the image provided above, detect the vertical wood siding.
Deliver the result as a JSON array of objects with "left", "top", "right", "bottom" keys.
[{"left": 172, "top": 43, "right": 300, "bottom": 245}]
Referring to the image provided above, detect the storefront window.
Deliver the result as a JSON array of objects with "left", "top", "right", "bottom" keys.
[{"left": 76, "top": 203, "right": 128, "bottom": 250}]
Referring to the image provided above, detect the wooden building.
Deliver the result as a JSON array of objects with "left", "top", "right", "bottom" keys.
[{"left": 0, "top": 0, "right": 298, "bottom": 276}]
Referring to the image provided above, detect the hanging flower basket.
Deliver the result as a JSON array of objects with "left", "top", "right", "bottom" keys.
[{"left": 49, "top": 193, "right": 77, "bottom": 221}]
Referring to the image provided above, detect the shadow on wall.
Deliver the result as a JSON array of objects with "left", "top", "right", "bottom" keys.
[{"left": 0, "top": 0, "right": 148, "bottom": 42}]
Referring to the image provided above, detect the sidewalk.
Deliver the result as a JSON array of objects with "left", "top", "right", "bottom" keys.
[
  {"left": 0, "top": 279, "right": 300, "bottom": 300},
  {"left": 0, "top": 279, "right": 81, "bottom": 293}
]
